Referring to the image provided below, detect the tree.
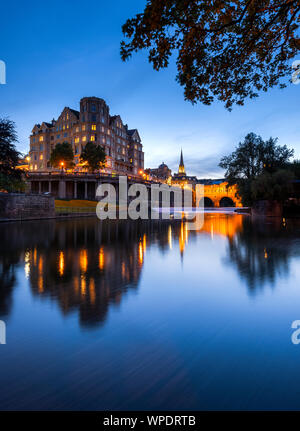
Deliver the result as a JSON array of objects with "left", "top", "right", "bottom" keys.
[
  {"left": 50, "top": 142, "right": 74, "bottom": 169},
  {"left": 80, "top": 142, "right": 106, "bottom": 172},
  {"left": 0, "top": 118, "right": 24, "bottom": 192},
  {"left": 219, "top": 133, "right": 294, "bottom": 205},
  {"left": 121, "top": 1, "right": 300, "bottom": 109},
  {"left": 251, "top": 169, "right": 295, "bottom": 202}
]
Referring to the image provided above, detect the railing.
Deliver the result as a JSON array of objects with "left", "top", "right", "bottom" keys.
[{"left": 27, "top": 171, "right": 159, "bottom": 185}]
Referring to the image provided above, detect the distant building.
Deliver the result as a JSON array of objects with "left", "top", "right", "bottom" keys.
[
  {"left": 171, "top": 150, "right": 242, "bottom": 207},
  {"left": 145, "top": 162, "right": 172, "bottom": 182},
  {"left": 172, "top": 149, "right": 198, "bottom": 184},
  {"left": 28, "top": 97, "right": 144, "bottom": 176}
]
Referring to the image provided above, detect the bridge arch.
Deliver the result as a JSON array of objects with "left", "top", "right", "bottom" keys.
[
  {"left": 219, "top": 197, "right": 235, "bottom": 207},
  {"left": 199, "top": 197, "right": 214, "bottom": 208}
]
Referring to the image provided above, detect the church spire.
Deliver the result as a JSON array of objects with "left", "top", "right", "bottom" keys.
[{"left": 178, "top": 148, "right": 186, "bottom": 176}]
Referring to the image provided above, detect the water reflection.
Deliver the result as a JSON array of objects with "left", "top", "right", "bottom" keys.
[{"left": 1, "top": 214, "right": 300, "bottom": 327}]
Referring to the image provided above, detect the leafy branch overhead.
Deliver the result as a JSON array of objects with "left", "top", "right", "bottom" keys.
[{"left": 121, "top": 0, "right": 300, "bottom": 109}]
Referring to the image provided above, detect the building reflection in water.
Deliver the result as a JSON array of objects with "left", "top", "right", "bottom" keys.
[{"left": 1, "top": 213, "right": 300, "bottom": 326}]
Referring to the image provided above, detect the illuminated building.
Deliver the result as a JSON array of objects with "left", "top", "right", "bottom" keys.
[
  {"left": 29, "top": 97, "right": 144, "bottom": 176},
  {"left": 171, "top": 149, "right": 242, "bottom": 207}
]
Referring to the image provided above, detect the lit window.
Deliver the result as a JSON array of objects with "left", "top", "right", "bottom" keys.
[
  {"left": 75, "top": 137, "right": 79, "bottom": 143},
  {"left": 40, "top": 154, "right": 43, "bottom": 160},
  {"left": 39, "top": 136, "right": 43, "bottom": 142},
  {"left": 90, "top": 135, "right": 95, "bottom": 141},
  {"left": 82, "top": 136, "right": 86, "bottom": 142},
  {"left": 76, "top": 127, "right": 79, "bottom": 133},
  {"left": 91, "top": 124, "right": 96, "bottom": 131},
  {"left": 82, "top": 125, "right": 86, "bottom": 131}
]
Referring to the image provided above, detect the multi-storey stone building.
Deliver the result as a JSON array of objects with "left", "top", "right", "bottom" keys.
[{"left": 29, "top": 97, "right": 144, "bottom": 176}]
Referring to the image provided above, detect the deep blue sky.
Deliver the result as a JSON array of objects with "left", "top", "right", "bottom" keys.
[{"left": 0, "top": 0, "right": 299, "bottom": 177}]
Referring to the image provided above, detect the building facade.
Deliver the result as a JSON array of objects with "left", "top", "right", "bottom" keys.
[
  {"left": 172, "top": 149, "right": 198, "bottom": 184},
  {"left": 145, "top": 162, "right": 172, "bottom": 183},
  {"left": 29, "top": 97, "right": 144, "bottom": 176}
]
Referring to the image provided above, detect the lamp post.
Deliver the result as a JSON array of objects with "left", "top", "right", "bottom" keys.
[{"left": 60, "top": 161, "right": 64, "bottom": 173}]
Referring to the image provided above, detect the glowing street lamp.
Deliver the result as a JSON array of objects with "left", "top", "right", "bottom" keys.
[{"left": 60, "top": 161, "right": 65, "bottom": 172}]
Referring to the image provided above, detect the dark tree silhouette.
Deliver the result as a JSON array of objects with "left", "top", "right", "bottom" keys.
[
  {"left": 0, "top": 118, "right": 24, "bottom": 192},
  {"left": 121, "top": 1, "right": 300, "bottom": 109},
  {"left": 50, "top": 142, "right": 74, "bottom": 169},
  {"left": 80, "top": 142, "right": 106, "bottom": 172}
]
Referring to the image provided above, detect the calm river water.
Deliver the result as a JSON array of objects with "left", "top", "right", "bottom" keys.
[{"left": 1, "top": 212, "right": 300, "bottom": 410}]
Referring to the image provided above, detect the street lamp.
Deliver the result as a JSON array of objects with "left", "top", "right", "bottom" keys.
[{"left": 60, "top": 161, "right": 64, "bottom": 172}]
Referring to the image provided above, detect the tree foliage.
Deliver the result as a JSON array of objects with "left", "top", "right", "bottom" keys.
[
  {"left": 80, "top": 142, "right": 106, "bottom": 172},
  {"left": 50, "top": 142, "right": 74, "bottom": 169},
  {"left": 0, "top": 118, "right": 24, "bottom": 192},
  {"left": 219, "top": 132, "right": 294, "bottom": 204},
  {"left": 121, "top": 0, "right": 300, "bottom": 109},
  {"left": 251, "top": 169, "right": 295, "bottom": 201}
]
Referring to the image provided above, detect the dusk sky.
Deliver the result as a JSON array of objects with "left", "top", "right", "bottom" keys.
[{"left": 1, "top": 0, "right": 299, "bottom": 178}]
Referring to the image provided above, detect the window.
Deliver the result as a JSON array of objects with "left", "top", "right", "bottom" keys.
[
  {"left": 32, "top": 138, "right": 35, "bottom": 143},
  {"left": 56, "top": 134, "right": 60, "bottom": 139},
  {"left": 64, "top": 133, "right": 68, "bottom": 137},
  {"left": 76, "top": 127, "right": 79, "bottom": 133},
  {"left": 91, "top": 115, "right": 96, "bottom": 122},
  {"left": 51, "top": 136, "right": 54, "bottom": 140},
  {"left": 82, "top": 136, "right": 86, "bottom": 142},
  {"left": 90, "top": 135, "right": 95, "bottom": 141},
  {"left": 75, "top": 137, "right": 79, "bottom": 143},
  {"left": 40, "top": 144, "right": 43, "bottom": 151},
  {"left": 91, "top": 104, "right": 96, "bottom": 112},
  {"left": 39, "top": 136, "right": 43, "bottom": 142},
  {"left": 40, "top": 154, "right": 43, "bottom": 160},
  {"left": 82, "top": 125, "right": 86, "bottom": 131},
  {"left": 91, "top": 124, "right": 96, "bottom": 131}
]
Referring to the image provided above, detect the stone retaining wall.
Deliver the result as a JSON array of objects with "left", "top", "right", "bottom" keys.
[{"left": 0, "top": 193, "right": 55, "bottom": 220}]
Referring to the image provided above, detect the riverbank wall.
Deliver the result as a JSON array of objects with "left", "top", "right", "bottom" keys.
[{"left": 0, "top": 193, "right": 55, "bottom": 221}]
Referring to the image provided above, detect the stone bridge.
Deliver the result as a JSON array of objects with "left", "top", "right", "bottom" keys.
[{"left": 202, "top": 182, "right": 242, "bottom": 207}]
